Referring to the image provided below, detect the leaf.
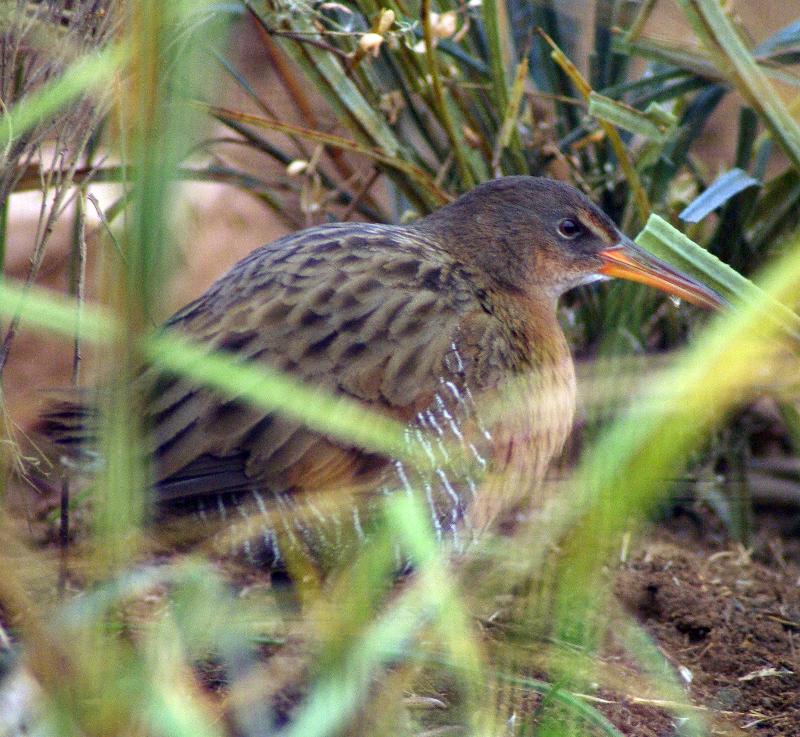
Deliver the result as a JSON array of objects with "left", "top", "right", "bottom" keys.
[
  {"left": 679, "top": 168, "right": 761, "bottom": 223},
  {"left": 203, "top": 104, "right": 451, "bottom": 204},
  {"left": 677, "top": 0, "right": 800, "bottom": 170},
  {"left": 635, "top": 214, "right": 800, "bottom": 342},
  {"left": 492, "top": 55, "right": 528, "bottom": 175},
  {"left": 756, "top": 18, "right": 800, "bottom": 55},
  {"left": 587, "top": 92, "right": 674, "bottom": 143}
]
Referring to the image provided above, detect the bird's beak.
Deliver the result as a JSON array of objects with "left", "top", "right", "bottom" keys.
[{"left": 598, "top": 236, "right": 726, "bottom": 310}]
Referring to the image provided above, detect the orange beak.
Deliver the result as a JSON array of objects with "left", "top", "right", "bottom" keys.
[{"left": 599, "top": 237, "right": 726, "bottom": 310}]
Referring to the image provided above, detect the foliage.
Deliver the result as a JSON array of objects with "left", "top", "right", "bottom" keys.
[{"left": 0, "top": 1, "right": 799, "bottom": 736}]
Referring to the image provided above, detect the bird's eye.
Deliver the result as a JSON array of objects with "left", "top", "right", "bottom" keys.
[{"left": 557, "top": 218, "right": 582, "bottom": 239}]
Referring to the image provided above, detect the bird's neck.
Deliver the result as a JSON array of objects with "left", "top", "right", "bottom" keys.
[
  {"left": 498, "top": 288, "right": 577, "bottom": 439},
  {"left": 493, "top": 292, "right": 572, "bottom": 373},
  {"left": 465, "top": 292, "right": 577, "bottom": 533}
]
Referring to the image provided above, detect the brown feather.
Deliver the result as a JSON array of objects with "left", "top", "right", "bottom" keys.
[{"left": 39, "top": 177, "right": 667, "bottom": 564}]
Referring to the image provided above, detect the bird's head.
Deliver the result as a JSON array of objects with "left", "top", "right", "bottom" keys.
[{"left": 421, "top": 176, "right": 724, "bottom": 310}]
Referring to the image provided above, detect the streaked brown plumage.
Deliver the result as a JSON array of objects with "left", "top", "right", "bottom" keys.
[{"left": 38, "top": 176, "right": 723, "bottom": 565}]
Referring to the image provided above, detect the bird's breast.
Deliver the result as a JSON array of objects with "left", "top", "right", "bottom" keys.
[
  {"left": 459, "top": 296, "right": 577, "bottom": 533},
  {"left": 462, "top": 347, "right": 575, "bottom": 532}
]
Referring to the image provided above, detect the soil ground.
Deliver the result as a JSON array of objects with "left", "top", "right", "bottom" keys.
[
  {"left": 5, "top": 491, "right": 800, "bottom": 736},
  {"left": 611, "top": 511, "right": 800, "bottom": 736},
  {"left": 152, "top": 508, "right": 800, "bottom": 735}
]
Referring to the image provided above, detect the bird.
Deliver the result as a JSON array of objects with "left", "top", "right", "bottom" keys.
[{"left": 37, "top": 176, "right": 724, "bottom": 567}]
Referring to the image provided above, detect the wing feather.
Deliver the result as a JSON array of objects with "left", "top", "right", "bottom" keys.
[{"left": 150, "top": 223, "right": 506, "bottom": 507}]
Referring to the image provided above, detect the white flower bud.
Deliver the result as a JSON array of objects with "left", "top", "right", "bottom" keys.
[
  {"left": 432, "top": 10, "right": 457, "bottom": 38},
  {"left": 286, "top": 160, "right": 308, "bottom": 176},
  {"left": 359, "top": 32, "right": 384, "bottom": 57},
  {"left": 377, "top": 9, "right": 395, "bottom": 34}
]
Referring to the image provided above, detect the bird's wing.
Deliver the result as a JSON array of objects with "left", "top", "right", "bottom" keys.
[{"left": 150, "top": 223, "right": 509, "bottom": 508}]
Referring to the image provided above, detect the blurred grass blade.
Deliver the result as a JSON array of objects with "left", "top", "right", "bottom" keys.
[
  {"left": 679, "top": 168, "right": 761, "bottom": 223},
  {"left": 283, "top": 577, "right": 427, "bottom": 737},
  {"left": 677, "top": 0, "right": 800, "bottom": 170},
  {"left": 493, "top": 671, "right": 626, "bottom": 737},
  {"left": 587, "top": 91, "right": 673, "bottom": 143},
  {"left": 636, "top": 214, "right": 800, "bottom": 340},
  {"left": 95, "top": 0, "right": 222, "bottom": 563},
  {"left": 0, "top": 42, "right": 126, "bottom": 156},
  {"left": 0, "top": 278, "right": 114, "bottom": 341},
  {"left": 283, "top": 494, "right": 484, "bottom": 737},
  {"left": 386, "top": 493, "right": 483, "bottom": 730},
  {"left": 482, "top": 0, "right": 512, "bottom": 113},
  {"left": 0, "top": 278, "right": 409, "bottom": 459},
  {"left": 492, "top": 55, "right": 528, "bottom": 175},
  {"left": 613, "top": 612, "right": 705, "bottom": 736},
  {"left": 387, "top": 494, "right": 483, "bottom": 677},
  {"left": 550, "top": 228, "right": 800, "bottom": 692},
  {"left": 756, "top": 18, "right": 800, "bottom": 54},
  {"left": 146, "top": 332, "right": 408, "bottom": 459}
]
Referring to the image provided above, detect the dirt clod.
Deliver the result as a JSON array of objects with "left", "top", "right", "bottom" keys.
[{"left": 616, "top": 532, "right": 800, "bottom": 736}]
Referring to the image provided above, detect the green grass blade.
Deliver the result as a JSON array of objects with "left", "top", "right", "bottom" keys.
[
  {"left": 481, "top": 0, "right": 511, "bottom": 114},
  {"left": 636, "top": 214, "right": 800, "bottom": 341},
  {"left": 612, "top": 35, "right": 722, "bottom": 80},
  {"left": 421, "top": 0, "right": 474, "bottom": 188},
  {"left": 494, "top": 672, "right": 626, "bottom": 737},
  {"left": 677, "top": 0, "right": 800, "bottom": 170},
  {"left": 542, "top": 31, "right": 651, "bottom": 221},
  {"left": 492, "top": 55, "right": 528, "bottom": 175},
  {"left": 546, "top": 230, "right": 800, "bottom": 717},
  {"left": 588, "top": 91, "right": 674, "bottom": 143},
  {"left": 0, "top": 42, "right": 127, "bottom": 156},
  {"left": 624, "top": 0, "right": 658, "bottom": 43},
  {"left": 268, "top": 14, "right": 403, "bottom": 157},
  {"left": 145, "top": 332, "right": 408, "bottom": 459},
  {"left": 0, "top": 278, "right": 409, "bottom": 460}
]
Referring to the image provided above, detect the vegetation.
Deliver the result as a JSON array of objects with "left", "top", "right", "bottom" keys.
[{"left": 0, "top": 1, "right": 799, "bottom": 735}]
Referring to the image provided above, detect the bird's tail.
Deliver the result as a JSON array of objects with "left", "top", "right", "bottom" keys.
[{"left": 33, "top": 390, "right": 102, "bottom": 470}]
